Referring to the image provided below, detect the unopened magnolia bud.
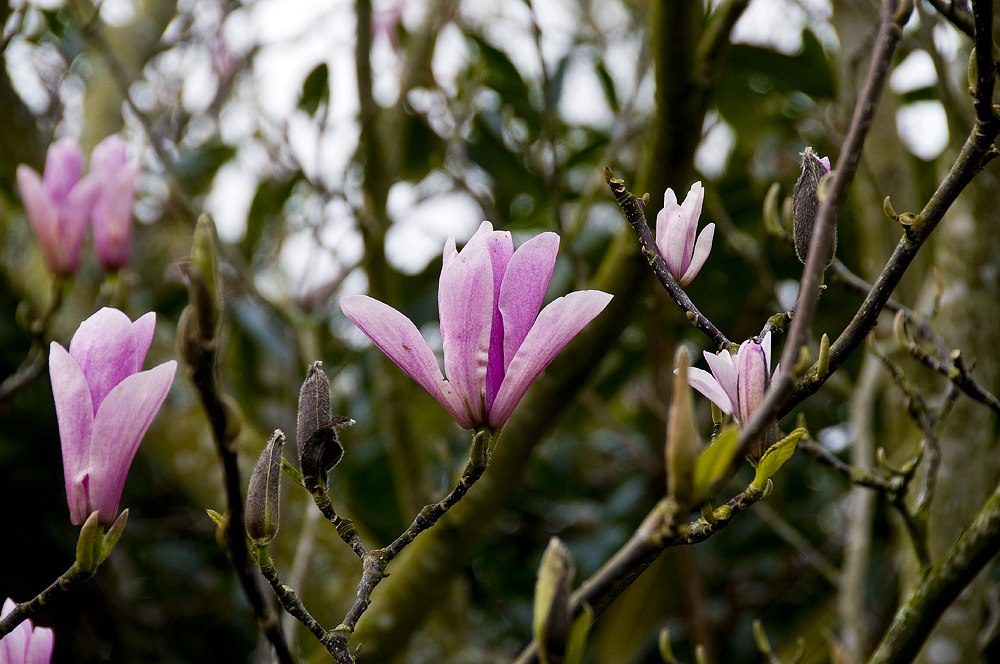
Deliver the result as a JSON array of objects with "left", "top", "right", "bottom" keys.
[
  {"left": 246, "top": 430, "right": 284, "bottom": 546},
  {"left": 792, "top": 147, "right": 835, "bottom": 267},
  {"left": 534, "top": 537, "right": 575, "bottom": 664},
  {"left": 187, "top": 214, "right": 221, "bottom": 340},
  {"left": 666, "top": 347, "right": 698, "bottom": 512},
  {"left": 300, "top": 417, "right": 352, "bottom": 493},
  {"left": 297, "top": 361, "right": 331, "bottom": 454}
]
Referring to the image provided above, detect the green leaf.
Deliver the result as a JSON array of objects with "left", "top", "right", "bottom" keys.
[
  {"left": 693, "top": 425, "right": 741, "bottom": 502},
  {"left": 299, "top": 63, "right": 330, "bottom": 117},
  {"left": 281, "top": 457, "right": 305, "bottom": 489},
  {"left": 243, "top": 174, "right": 301, "bottom": 261},
  {"left": 752, "top": 428, "right": 807, "bottom": 492},
  {"left": 595, "top": 60, "right": 620, "bottom": 113}
]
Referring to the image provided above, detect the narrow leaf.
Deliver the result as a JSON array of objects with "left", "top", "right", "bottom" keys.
[
  {"left": 753, "top": 428, "right": 807, "bottom": 491},
  {"left": 694, "top": 424, "right": 741, "bottom": 502}
]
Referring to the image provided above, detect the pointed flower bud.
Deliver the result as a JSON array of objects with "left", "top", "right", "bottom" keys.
[
  {"left": 1, "top": 598, "right": 54, "bottom": 664},
  {"left": 654, "top": 182, "right": 715, "bottom": 287},
  {"left": 90, "top": 135, "right": 139, "bottom": 270},
  {"left": 534, "top": 537, "right": 574, "bottom": 664},
  {"left": 792, "top": 148, "right": 834, "bottom": 267},
  {"left": 246, "top": 430, "right": 284, "bottom": 546},
  {"left": 666, "top": 346, "right": 698, "bottom": 511},
  {"left": 297, "top": 362, "right": 331, "bottom": 452},
  {"left": 16, "top": 139, "right": 101, "bottom": 275},
  {"left": 186, "top": 215, "right": 222, "bottom": 340}
]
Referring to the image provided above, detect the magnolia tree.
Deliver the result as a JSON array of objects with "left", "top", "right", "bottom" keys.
[{"left": 1, "top": 1, "right": 999, "bottom": 663}]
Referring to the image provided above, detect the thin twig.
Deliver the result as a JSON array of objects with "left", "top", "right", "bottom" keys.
[
  {"left": 0, "top": 566, "right": 93, "bottom": 637},
  {"left": 926, "top": 0, "right": 975, "bottom": 38}
]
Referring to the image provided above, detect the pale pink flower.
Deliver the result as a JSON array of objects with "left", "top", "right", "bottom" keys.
[
  {"left": 49, "top": 308, "right": 176, "bottom": 526},
  {"left": 0, "top": 599, "right": 54, "bottom": 664},
  {"left": 16, "top": 140, "right": 101, "bottom": 275},
  {"left": 655, "top": 182, "right": 715, "bottom": 287},
  {"left": 341, "top": 222, "right": 613, "bottom": 429},
  {"left": 686, "top": 332, "right": 778, "bottom": 426}
]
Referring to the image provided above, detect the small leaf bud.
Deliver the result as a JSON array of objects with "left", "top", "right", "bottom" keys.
[
  {"left": 792, "top": 147, "right": 836, "bottom": 268},
  {"left": 187, "top": 214, "right": 222, "bottom": 340},
  {"left": 76, "top": 511, "right": 101, "bottom": 573},
  {"left": 98, "top": 509, "right": 129, "bottom": 564},
  {"left": 666, "top": 346, "right": 698, "bottom": 513},
  {"left": 246, "top": 430, "right": 285, "bottom": 546},
  {"left": 534, "top": 537, "right": 575, "bottom": 664}
]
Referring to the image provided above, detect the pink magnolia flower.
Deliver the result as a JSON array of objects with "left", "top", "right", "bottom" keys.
[
  {"left": 686, "top": 332, "right": 778, "bottom": 426},
  {"left": 655, "top": 182, "right": 715, "bottom": 287},
  {"left": 0, "top": 598, "right": 53, "bottom": 664},
  {"left": 16, "top": 140, "right": 102, "bottom": 275},
  {"left": 89, "top": 135, "right": 139, "bottom": 270},
  {"left": 341, "top": 222, "right": 613, "bottom": 430},
  {"left": 49, "top": 308, "right": 176, "bottom": 526}
]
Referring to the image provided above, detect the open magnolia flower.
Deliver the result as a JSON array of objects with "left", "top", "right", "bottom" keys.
[
  {"left": 49, "top": 308, "right": 176, "bottom": 526},
  {"left": 0, "top": 599, "right": 53, "bottom": 664},
  {"left": 341, "top": 222, "right": 613, "bottom": 430},
  {"left": 686, "top": 332, "right": 778, "bottom": 427},
  {"left": 655, "top": 181, "right": 715, "bottom": 287}
]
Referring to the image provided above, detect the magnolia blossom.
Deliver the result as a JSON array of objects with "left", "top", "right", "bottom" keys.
[
  {"left": 341, "top": 222, "right": 613, "bottom": 429},
  {"left": 16, "top": 140, "right": 101, "bottom": 275},
  {"left": 90, "top": 135, "right": 139, "bottom": 270},
  {"left": 49, "top": 308, "right": 176, "bottom": 526},
  {"left": 655, "top": 182, "right": 715, "bottom": 287},
  {"left": 0, "top": 599, "right": 53, "bottom": 664},
  {"left": 686, "top": 332, "right": 778, "bottom": 426}
]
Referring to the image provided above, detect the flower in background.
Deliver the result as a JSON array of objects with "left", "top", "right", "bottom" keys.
[
  {"left": 90, "top": 135, "right": 140, "bottom": 270},
  {"left": 342, "top": 222, "right": 613, "bottom": 430},
  {"left": 686, "top": 332, "right": 777, "bottom": 426},
  {"left": 0, "top": 598, "right": 54, "bottom": 664},
  {"left": 655, "top": 182, "right": 715, "bottom": 287},
  {"left": 49, "top": 308, "right": 176, "bottom": 526},
  {"left": 16, "top": 140, "right": 102, "bottom": 275}
]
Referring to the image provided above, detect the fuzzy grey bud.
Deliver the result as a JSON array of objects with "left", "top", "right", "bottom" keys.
[
  {"left": 246, "top": 430, "right": 284, "bottom": 546},
  {"left": 792, "top": 148, "right": 835, "bottom": 267},
  {"left": 297, "top": 361, "right": 331, "bottom": 455}
]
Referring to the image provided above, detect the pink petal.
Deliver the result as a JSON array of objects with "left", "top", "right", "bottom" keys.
[
  {"left": 442, "top": 235, "right": 458, "bottom": 271},
  {"left": 654, "top": 188, "right": 678, "bottom": 249},
  {"left": 50, "top": 342, "right": 95, "bottom": 526},
  {"left": 703, "top": 349, "right": 738, "bottom": 415},
  {"left": 489, "top": 290, "right": 612, "bottom": 428},
  {"left": 1, "top": 599, "right": 29, "bottom": 664},
  {"left": 90, "top": 134, "right": 129, "bottom": 174},
  {"left": 93, "top": 163, "right": 138, "bottom": 269},
  {"left": 760, "top": 331, "right": 772, "bottom": 374},
  {"left": 89, "top": 360, "right": 176, "bottom": 525},
  {"left": 54, "top": 173, "right": 101, "bottom": 274},
  {"left": 69, "top": 308, "right": 139, "bottom": 412},
  {"left": 16, "top": 165, "right": 60, "bottom": 273},
  {"left": 439, "top": 241, "right": 494, "bottom": 426},
  {"left": 476, "top": 229, "right": 514, "bottom": 414},
  {"left": 131, "top": 312, "right": 157, "bottom": 373},
  {"left": 686, "top": 367, "right": 733, "bottom": 415},
  {"left": 341, "top": 295, "right": 472, "bottom": 428},
  {"left": 678, "top": 222, "right": 714, "bottom": 287},
  {"left": 25, "top": 626, "right": 54, "bottom": 664},
  {"left": 678, "top": 182, "right": 705, "bottom": 268},
  {"left": 656, "top": 189, "right": 687, "bottom": 279},
  {"left": 498, "top": 232, "right": 559, "bottom": 372},
  {"left": 736, "top": 340, "right": 768, "bottom": 425},
  {"left": 42, "top": 139, "right": 82, "bottom": 205}
]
